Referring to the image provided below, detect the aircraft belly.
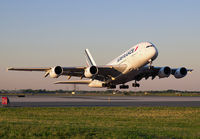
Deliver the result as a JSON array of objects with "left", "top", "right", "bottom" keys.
[
  {"left": 123, "top": 55, "right": 148, "bottom": 74},
  {"left": 111, "top": 70, "right": 141, "bottom": 85}
]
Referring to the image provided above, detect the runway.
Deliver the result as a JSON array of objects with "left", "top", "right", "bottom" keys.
[{"left": 1, "top": 95, "right": 200, "bottom": 107}]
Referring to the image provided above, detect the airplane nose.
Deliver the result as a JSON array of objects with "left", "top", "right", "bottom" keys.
[{"left": 151, "top": 46, "right": 158, "bottom": 60}]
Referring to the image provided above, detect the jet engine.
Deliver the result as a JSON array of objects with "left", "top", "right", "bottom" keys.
[
  {"left": 174, "top": 67, "right": 187, "bottom": 79},
  {"left": 158, "top": 66, "right": 171, "bottom": 78},
  {"left": 84, "top": 66, "right": 98, "bottom": 78},
  {"left": 49, "top": 66, "right": 63, "bottom": 78}
]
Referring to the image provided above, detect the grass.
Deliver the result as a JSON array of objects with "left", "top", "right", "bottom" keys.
[{"left": 0, "top": 107, "right": 200, "bottom": 138}]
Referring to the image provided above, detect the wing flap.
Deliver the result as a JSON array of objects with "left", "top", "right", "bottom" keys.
[
  {"left": 55, "top": 80, "right": 91, "bottom": 84},
  {"left": 61, "top": 65, "right": 126, "bottom": 79}
]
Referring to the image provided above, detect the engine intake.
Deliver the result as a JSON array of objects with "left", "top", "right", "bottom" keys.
[
  {"left": 90, "top": 66, "right": 98, "bottom": 74},
  {"left": 84, "top": 66, "right": 98, "bottom": 78},
  {"left": 158, "top": 66, "right": 171, "bottom": 78},
  {"left": 174, "top": 67, "right": 187, "bottom": 79},
  {"left": 50, "top": 66, "right": 63, "bottom": 78}
]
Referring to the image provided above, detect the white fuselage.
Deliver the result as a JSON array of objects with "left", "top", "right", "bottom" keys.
[
  {"left": 107, "top": 42, "right": 158, "bottom": 84},
  {"left": 109, "top": 42, "right": 158, "bottom": 71}
]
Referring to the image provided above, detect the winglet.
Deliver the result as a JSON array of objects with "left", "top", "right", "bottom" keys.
[{"left": 85, "top": 49, "right": 97, "bottom": 66}]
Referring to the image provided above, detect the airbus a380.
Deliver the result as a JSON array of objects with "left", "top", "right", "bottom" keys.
[{"left": 8, "top": 42, "right": 193, "bottom": 89}]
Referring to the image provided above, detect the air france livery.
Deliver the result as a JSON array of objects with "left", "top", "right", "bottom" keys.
[{"left": 8, "top": 42, "right": 193, "bottom": 89}]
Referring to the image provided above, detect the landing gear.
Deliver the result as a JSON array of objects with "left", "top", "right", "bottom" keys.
[
  {"left": 103, "top": 83, "right": 116, "bottom": 89},
  {"left": 132, "top": 81, "right": 140, "bottom": 87},
  {"left": 119, "top": 85, "right": 129, "bottom": 89},
  {"left": 108, "top": 85, "right": 116, "bottom": 89},
  {"left": 148, "top": 59, "right": 153, "bottom": 69},
  {"left": 132, "top": 83, "right": 140, "bottom": 87}
]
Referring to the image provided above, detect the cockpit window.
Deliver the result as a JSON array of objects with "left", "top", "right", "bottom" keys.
[{"left": 146, "top": 45, "right": 154, "bottom": 48}]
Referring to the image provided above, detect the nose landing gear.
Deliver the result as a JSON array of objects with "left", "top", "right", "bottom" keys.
[{"left": 148, "top": 59, "right": 153, "bottom": 69}]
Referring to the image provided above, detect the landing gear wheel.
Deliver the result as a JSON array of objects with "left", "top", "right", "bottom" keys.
[
  {"left": 119, "top": 85, "right": 129, "bottom": 89},
  {"left": 132, "top": 81, "right": 140, "bottom": 87},
  {"left": 136, "top": 83, "right": 140, "bottom": 87},
  {"left": 108, "top": 85, "right": 116, "bottom": 89}
]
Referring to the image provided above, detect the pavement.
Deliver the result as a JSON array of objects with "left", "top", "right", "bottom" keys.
[{"left": 1, "top": 95, "right": 200, "bottom": 107}]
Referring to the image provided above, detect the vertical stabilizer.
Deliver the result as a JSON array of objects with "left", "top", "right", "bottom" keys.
[{"left": 85, "top": 49, "right": 97, "bottom": 66}]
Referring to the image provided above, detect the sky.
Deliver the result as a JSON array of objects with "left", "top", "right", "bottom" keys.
[{"left": 0, "top": 0, "right": 200, "bottom": 91}]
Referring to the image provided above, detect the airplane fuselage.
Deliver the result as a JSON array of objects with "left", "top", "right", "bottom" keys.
[{"left": 108, "top": 42, "right": 158, "bottom": 84}]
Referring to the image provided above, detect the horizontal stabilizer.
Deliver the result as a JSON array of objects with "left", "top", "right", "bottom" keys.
[{"left": 54, "top": 80, "right": 91, "bottom": 84}]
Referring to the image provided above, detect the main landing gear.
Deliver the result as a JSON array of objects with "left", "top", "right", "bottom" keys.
[
  {"left": 132, "top": 81, "right": 140, "bottom": 87},
  {"left": 103, "top": 83, "right": 116, "bottom": 89},
  {"left": 104, "top": 82, "right": 140, "bottom": 89},
  {"left": 119, "top": 84, "right": 129, "bottom": 89},
  {"left": 119, "top": 82, "right": 140, "bottom": 89},
  {"left": 108, "top": 85, "right": 116, "bottom": 89}
]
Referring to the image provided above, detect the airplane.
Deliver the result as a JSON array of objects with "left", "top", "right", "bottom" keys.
[{"left": 8, "top": 42, "right": 193, "bottom": 89}]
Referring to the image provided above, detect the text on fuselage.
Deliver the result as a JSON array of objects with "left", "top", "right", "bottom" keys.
[{"left": 117, "top": 46, "right": 138, "bottom": 62}]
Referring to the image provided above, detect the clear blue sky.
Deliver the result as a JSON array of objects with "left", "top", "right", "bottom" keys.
[{"left": 0, "top": 0, "right": 199, "bottom": 90}]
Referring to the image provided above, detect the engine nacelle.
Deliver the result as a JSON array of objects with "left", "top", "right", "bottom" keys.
[
  {"left": 84, "top": 66, "right": 98, "bottom": 78},
  {"left": 158, "top": 66, "right": 171, "bottom": 78},
  {"left": 174, "top": 67, "right": 187, "bottom": 79},
  {"left": 49, "top": 66, "right": 63, "bottom": 78}
]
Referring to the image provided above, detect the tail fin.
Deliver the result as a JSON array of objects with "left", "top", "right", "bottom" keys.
[{"left": 85, "top": 49, "right": 97, "bottom": 66}]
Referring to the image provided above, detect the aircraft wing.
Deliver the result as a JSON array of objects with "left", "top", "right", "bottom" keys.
[
  {"left": 7, "top": 64, "right": 126, "bottom": 80},
  {"left": 7, "top": 67, "right": 50, "bottom": 71},
  {"left": 171, "top": 68, "right": 193, "bottom": 74},
  {"left": 133, "top": 66, "right": 193, "bottom": 81}
]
